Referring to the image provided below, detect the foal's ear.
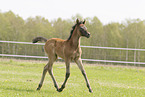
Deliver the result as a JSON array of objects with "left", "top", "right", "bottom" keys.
[
  {"left": 83, "top": 20, "right": 86, "bottom": 24},
  {"left": 76, "top": 18, "right": 80, "bottom": 24}
]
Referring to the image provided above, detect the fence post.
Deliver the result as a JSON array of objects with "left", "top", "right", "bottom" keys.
[
  {"left": 134, "top": 50, "right": 136, "bottom": 66},
  {"left": 126, "top": 50, "right": 128, "bottom": 66}
]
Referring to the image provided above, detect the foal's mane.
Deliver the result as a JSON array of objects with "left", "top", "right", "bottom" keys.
[{"left": 67, "top": 21, "right": 83, "bottom": 40}]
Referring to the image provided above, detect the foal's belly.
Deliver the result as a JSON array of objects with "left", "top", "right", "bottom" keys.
[{"left": 55, "top": 46, "right": 65, "bottom": 59}]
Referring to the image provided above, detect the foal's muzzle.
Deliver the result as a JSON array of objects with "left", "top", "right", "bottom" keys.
[
  {"left": 86, "top": 32, "right": 90, "bottom": 38},
  {"left": 79, "top": 27, "right": 90, "bottom": 38}
]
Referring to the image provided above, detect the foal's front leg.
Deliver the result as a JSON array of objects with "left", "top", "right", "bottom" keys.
[
  {"left": 58, "top": 60, "right": 70, "bottom": 92},
  {"left": 75, "top": 58, "right": 93, "bottom": 93}
]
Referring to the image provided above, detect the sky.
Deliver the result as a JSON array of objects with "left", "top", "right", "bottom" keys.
[{"left": 0, "top": 0, "right": 145, "bottom": 24}]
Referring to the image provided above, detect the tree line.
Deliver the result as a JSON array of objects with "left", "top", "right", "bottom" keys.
[{"left": 0, "top": 11, "right": 145, "bottom": 65}]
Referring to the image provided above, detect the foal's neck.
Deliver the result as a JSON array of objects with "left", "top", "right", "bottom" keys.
[{"left": 69, "top": 28, "right": 81, "bottom": 49}]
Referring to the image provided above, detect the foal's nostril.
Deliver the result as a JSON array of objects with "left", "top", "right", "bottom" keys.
[{"left": 87, "top": 33, "right": 90, "bottom": 38}]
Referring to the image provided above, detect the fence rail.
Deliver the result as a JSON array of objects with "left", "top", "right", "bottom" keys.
[
  {"left": 1, "top": 40, "right": 145, "bottom": 51},
  {"left": 0, "top": 40, "right": 145, "bottom": 65}
]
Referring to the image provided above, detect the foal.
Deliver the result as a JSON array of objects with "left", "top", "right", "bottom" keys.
[{"left": 32, "top": 19, "right": 93, "bottom": 93}]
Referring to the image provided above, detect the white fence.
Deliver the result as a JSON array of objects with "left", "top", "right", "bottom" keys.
[{"left": 0, "top": 40, "right": 145, "bottom": 65}]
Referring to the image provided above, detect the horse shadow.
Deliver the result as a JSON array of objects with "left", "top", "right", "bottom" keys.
[
  {"left": 1, "top": 87, "right": 35, "bottom": 92},
  {"left": 0, "top": 86, "right": 55, "bottom": 94}
]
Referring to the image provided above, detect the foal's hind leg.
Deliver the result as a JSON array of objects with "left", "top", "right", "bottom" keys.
[
  {"left": 58, "top": 59, "right": 70, "bottom": 92},
  {"left": 37, "top": 60, "right": 59, "bottom": 91},
  {"left": 48, "top": 60, "right": 59, "bottom": 91},
  {"left": 75, "top": 58, "right": 93, "bottom": 93},
  {"left": 37, "top": 63, "right": 49, "bottom": 90}
]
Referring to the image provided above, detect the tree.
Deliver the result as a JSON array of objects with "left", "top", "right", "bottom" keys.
[
  {"left": 24, "top": 16, "right": 54, "bottom": 41},
  {"left": 0, "top": 11, "right": 25, "bottom": 41},
  {"left": 52, "top": 18, "right": 73, "bottom": 40},
  {"left": 103, "top": 23, "right": 122, "bottom": 47}
]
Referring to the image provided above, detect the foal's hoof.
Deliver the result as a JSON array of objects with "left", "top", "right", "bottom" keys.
[
  {"left": 57, "top": 88, "right": 63, "bottom": 92},
  {"left": 36, "top": 88, "right": 40, "bottom": 90},
  {"left": 89, "top": 89, "right": 93, "bottom": 93},
  {"left": 36, "top": 84, "right": 42, "bottom": 91}
]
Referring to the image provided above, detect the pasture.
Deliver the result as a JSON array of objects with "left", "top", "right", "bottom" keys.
[{"left": 0, "top": 58, "right": 145, "bottom": 97}]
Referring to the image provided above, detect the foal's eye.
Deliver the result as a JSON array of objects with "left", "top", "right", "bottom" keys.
[
  {"left": 80, "top": 26, "right": 87, "bottom": 30},
  {"left": 80, "top": 27, "right": 83, "bottom": 29},
  {"left": 83, "top": 26, "right": 87, "bottom": 30},
  {"left": 80, "top": 27, "right": 84, "bottom": 31}
]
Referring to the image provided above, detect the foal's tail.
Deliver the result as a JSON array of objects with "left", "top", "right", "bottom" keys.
[{"left": 32, "top": 36, "right": 47, "bottom": 43}]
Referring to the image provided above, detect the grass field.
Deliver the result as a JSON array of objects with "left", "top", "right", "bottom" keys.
[{"left": 0, "top": 58, "right": 145, "bottom": 97}]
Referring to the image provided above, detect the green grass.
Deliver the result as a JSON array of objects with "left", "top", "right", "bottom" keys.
[{"left": 0, "top": 58, "right": 145, "bottom": 97}]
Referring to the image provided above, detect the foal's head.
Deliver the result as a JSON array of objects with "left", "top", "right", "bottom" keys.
[
  {"left": 76, "top": 19, "right": 90, "bottom": 38},
  {"left": 67, "top": 19, "right": 90, "bottom": 40}
]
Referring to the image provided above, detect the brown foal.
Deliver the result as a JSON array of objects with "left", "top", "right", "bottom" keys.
[{"left": 32, "top": 19, "right": 92, "bottom": 93}]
